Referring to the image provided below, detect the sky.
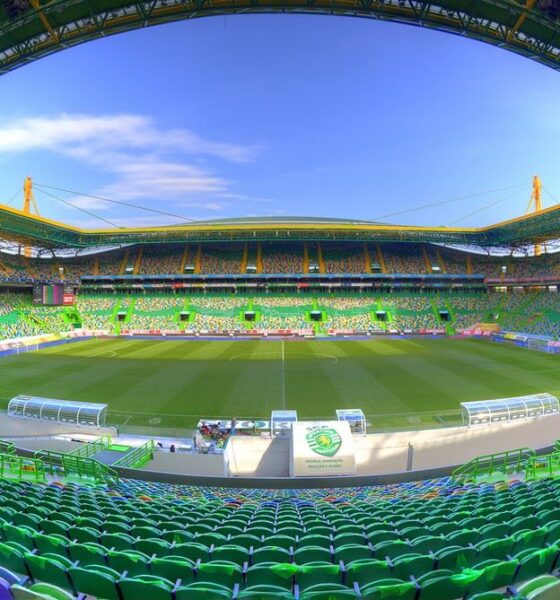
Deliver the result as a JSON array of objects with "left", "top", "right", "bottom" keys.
[{"left": 0, "top": 15, "right": 560, "bottom": 229}]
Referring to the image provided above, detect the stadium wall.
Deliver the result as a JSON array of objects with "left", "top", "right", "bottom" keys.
[{"left": 223, "top": 415, "right": 560, "bottom": 477}]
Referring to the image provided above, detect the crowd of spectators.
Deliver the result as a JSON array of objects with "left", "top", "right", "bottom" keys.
[
  {"left": 256, "top": 315, "right": 310, "bottom": 331},
  {"left": 200, "top": 245, "right": 242, "bottom": 274},
  {"left": 126, "top": 296, "right": 182, "bottom": 331},
  {"left": 140, "top": 248, "right": 182, "bottom": 275},
  {"left": 324, "top": 245, "right": 366, "bottom": 273},
  {"left": 189, "top": 296, "right": 246, "bottom": 311},
  {"left": 191, "top": 315, "right": 242, "bottom": 331},
  {"left": 255, "top": 297, "right": 311, "bottom": 308},
  {"left": 262, "top": 248, "right": 303, "bottom": 274},
  {"left": 383, "top": 246, "right": 427, "bottom": 274},
  {"left": 319, "top": 297, "right": 375, "bottom": 310},
  {"left": 324, "top": 313, "right": 383, "bottom": 332},
  {"left": 76, "top": 296, "right": 115, "bottom": 330}
]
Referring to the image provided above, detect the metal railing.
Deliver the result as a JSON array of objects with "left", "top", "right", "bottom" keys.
[
  {"left": 113, "top": 440, "right": 154, "bottom": 469},
  {"left": 525, "top": 452, "right": 560, "bottom": 481},
  {"left": 34, "top": 450, "right": 119, "bottom": 485},
  {"left": 0, "top": 453, "right": 46, "bottom": 483},
  {"left": 69, "top": 435, "right": 112, "bottom": 459},
  {"left": 452, "top": 447, "right": 535, "bottom": 483}
]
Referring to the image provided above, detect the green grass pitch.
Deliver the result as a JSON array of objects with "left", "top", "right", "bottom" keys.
[{"left": 0, "top": 337, "right": 558, "bottom": 433}]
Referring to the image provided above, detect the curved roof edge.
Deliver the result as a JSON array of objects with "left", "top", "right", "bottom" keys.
[{"left": 0, "top": 203, "right": 559, "bottom": 250}]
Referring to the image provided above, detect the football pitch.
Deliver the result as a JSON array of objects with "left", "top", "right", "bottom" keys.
[{"left": 0, "top": 336, "right": 558, "bottom": 433}]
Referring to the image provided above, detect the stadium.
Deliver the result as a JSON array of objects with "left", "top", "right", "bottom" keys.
[{"left": 0, "top": 1, "right": 559, "bottom": 600}]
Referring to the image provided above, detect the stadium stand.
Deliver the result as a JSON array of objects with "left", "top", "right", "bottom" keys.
[
  {"left": 0, "top": 474, "right": 557, "bottom": 598},
  {"left": 1, "top": 290, "right": 559, "bottom": 339}
]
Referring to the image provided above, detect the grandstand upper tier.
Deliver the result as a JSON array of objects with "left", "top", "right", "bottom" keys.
[
  {"left": 1, "top": 206, "right": 560, "bottom": 251},
  {"left": 1, "top": 0, "right": 560, "bottom": 74},
  {"left": 0, "top": 239, "right": 559, "bottom": 283}
]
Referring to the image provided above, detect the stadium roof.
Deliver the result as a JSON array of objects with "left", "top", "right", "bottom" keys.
[
  {"left": 0, "top": 0, "right": 560, "bottom": 75},
  {"left": 0, "top": 203, "right": 559, "bottom": 250}
]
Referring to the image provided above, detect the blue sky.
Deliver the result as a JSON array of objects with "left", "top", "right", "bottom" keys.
[{"left": 0, "top": 15, "right": 559, "bottom": 229}]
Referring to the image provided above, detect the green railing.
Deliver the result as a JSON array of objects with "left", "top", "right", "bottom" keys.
[
  {"left": 113, "top": 440, "right": 155, "bottom": 469},
  {"left": 34, "top": 450, "right": 119, "bottom": 485},
  {"left": 0, "top": 453, "right": 46, "bottom": 483},
  {"left": 69, "top": 435, "right": 112, "bottom": 459},
  {"left": 0, "top": 441, "right": 16, "bottom": 456},
  {"left": 452, "top": 448, "right": 536, "bottom": 483},
  {"left": 525, "top": 452, "right": 560, "bottom": 481}
]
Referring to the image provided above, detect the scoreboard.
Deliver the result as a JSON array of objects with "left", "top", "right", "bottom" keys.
[{"left": 33, "top": 284, "right": 75, "bottom": 306}]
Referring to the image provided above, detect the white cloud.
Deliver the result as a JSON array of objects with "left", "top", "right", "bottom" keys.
[
  {"left": 0, "top": 113, "right": 271, "bottom": 223},
  {"left": 0, "top": 114, "right": 255, "bottom": 163}
]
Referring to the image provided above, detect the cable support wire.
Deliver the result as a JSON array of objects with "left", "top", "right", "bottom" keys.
[{"left": 34, "top": 183, "right": 197, "bottom": 223}]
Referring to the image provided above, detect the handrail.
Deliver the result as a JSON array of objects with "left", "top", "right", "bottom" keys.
[
  {"left": 113, "top": 440, "right": 154, "bottom": 469},
  {"left": 0, "top": 453, "right": 46, "bottom": 482},
  {"left": 452, "top": 447, "right": 535, "bottom": 483},
  {"left": 34, "top": 449, "right": 119, "bottom": 485},
  {"left": 0, "top": 441, "right": 16, "bottom": 456},
  {"left": 525, "top": 452, "right": 560, "bottom": 481},
  {"left": 69, "top": 435, "right": 112, "bottom": 458}
]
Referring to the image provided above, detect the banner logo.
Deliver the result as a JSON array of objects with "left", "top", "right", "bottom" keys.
[{"left": 305, "top": 426, "right": 342, "bottom": 457}]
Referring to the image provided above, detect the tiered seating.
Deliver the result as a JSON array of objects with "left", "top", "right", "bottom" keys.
[
  {"left": 262, "top": 245, "right": 303, "bottom": 274},
  {"left": 200, "top": 245, "right": 243, "bottom": 275},
  {"left": 126, "top": 297, "right": 182, "bottom": 331},
  {"left": 76, "top": 296, "right": 115, "bottom": 330},
  {"left": 324, "top": 244, "right": 366, "bottom": 274},
  {"left": 189, "top": 297, "right": 245, "bottom": 332},
  {"left": 0, "top": 475, "right": 560, "bottom": 598},
  {"left": 381, "top": 296, "right": 440, "bottom": 331},
  {"left": 139, "top": 245, "right": 184, "bottom": 276},
  {"left": 383, "top": 246, "right": 427, "bottom": 275},
  {"left": 319, "top": 298, "right": 383, "bottom": 332}
]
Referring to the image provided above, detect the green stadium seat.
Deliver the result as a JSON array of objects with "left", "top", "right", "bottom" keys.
[
  {"left": 24, "top": 554, "right": 73, "bottom": 592},
  {"left": 296, "top": 562, "right": 341, "bottom": 591},
  {"left": 246, "top": 562, "right": 297, "bottom": 589},
  {"left": 33, "top": 534, "right": 69, "bottom": 558},
  {"left": 434, "top": 545, "right": 477, "bottom": 569},
  {"left": 2, "top": 525, "right": 34, "bottom": 551},
  {"left": 237, "top": 584, "right": 295, "bottom": 599},
  {"left": 119, "top": 575, "right": 174, "bottom": 600},
  {"left": 0, "top": 541, "right": 27, "bottom": 574},
  {"left": 513, "top": 545, "right": 559, "bottom": 581},
  {"left": 391, "top": 552, "right": 434, "bottom": 579},
  {"left": 39, "top": 521, "right": 67, "bottom": 538},
  {"left": 475, "top": 536, "right": 515, "bottom": 562},
  {"left": 262, "top": 535, "right": 294, "bottom": 551},
  {"left": 466, "top": 559, "right": 518, "bottom": 595},
  {"left": 11, "top": 582, "right": 74, "bottom": 600},
  {"left": 515, "top": 575, "right": 560, "bottom": 598},
  {"left": 333, "top": 543, "right": 371, "bottom": 564},
  {"left": 416, "top": 569, "right": 479, "bottom": 600},
  {"left": 252, "top": 546, "right": 291, "bottom": 564},
  {"left": 196, "top": 560, "right": 243, "bottom": 587},
  {"left": 171, "top": 541, "right": 210, "bottom": 561},
  {"left": 229, "top": 534, "right": 262, "bottom": 550},
  {"left": 299, "top": 583, "right": 357, "bottom": 599},
  {"left": 175, "top": 581, "right": 233, "bottom": 599},
  {"left": 68, "top": 542, "right": 105, "bottom": 566},
  {"left": 345, "top": 559, "right": 391, "bottom": 587},
  {"left": 360, "top": 578, "right": 416, "bottom": 600},
  {"left": 212, "top": 544, "right": 250, "bottom": 565},
  {"left": 106, "top": 549, "right": 150, "bottom": 576},
  {"left": 372, "top": 540, "right": 411, "bottom": 559},
  {"left": 68, "top": 526, "right": 98, "bottom": 544},
  {"left": 293, "top": 546, "right": 331, "bottom": 564},
  {"left": 150, "top": 556, "right": 195, "bottom": 582},
  {"left": 100, "top": 532, "right": 136, "bottom": 551}
]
